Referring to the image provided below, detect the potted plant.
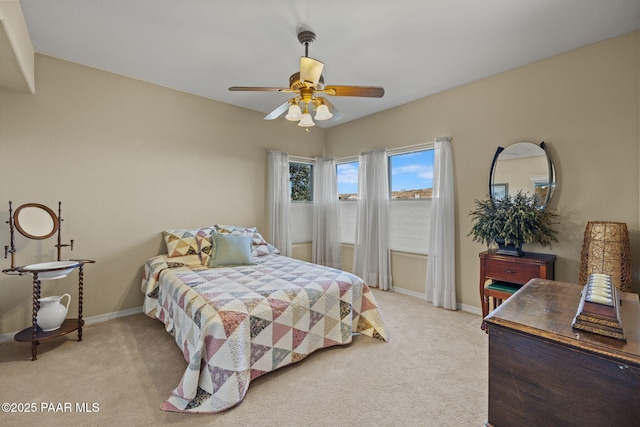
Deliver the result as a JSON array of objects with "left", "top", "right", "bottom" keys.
[{"left": 468, "top": 191, "right": 558, "bottom": 256}]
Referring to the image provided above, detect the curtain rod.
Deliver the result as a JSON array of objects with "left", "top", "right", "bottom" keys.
[
  {"left": 268, "top": 150, "right": 317, "bottom": 163},
  {"left": 288, "top": 155, "right": 316, "bottom": 163},
  {"left": 279, "top": 136, "right": 452, "bottom": 164},
  {"left": 388, "top": 137, "right": 451, "bottom": 152},
  {"left": 359, "top": 147, "right": 388, "bottom": 156}
]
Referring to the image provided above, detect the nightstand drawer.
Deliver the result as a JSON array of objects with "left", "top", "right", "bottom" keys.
[
  {"left": 484, "top": 259, "right": 541, "bottom": 284},
  {"left": 479, "top": 251, "right": 556, "bottom": 330}
]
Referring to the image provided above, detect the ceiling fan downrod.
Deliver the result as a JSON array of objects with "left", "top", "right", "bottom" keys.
[{"left": 297, "top": 30, "right": 316, "bottom": 57}]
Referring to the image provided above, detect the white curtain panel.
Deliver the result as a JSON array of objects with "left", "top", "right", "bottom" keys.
[
  {"left": 425, "top": 138, "right": 456, "bottom": 309},
  {"left": 268, "top": 150, "right": 292, "bottom": 257},
  {"left": 312, "top": 158, "right": 343, "bottom": 269},
  {"left": 353, "top": 149, "right": 392, "bottom": 290}
]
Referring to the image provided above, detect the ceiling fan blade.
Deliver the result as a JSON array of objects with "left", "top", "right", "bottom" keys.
[
  {"left": 322, "top": 85, "right": 385, "bottom": 98},
  {"left": 263, "top": 100, "right": 291, "bottom": 120},
  {"left": 229, "top": 86, "right": 290, "bottom": 92},
  {"left": 300, "top": 57, "right": 324, "bottom": 85}
]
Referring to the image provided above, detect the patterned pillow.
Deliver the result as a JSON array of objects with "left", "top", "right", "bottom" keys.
[
  {"left": 162, "top": 227, "right": 214, "bottom": 258},
  {"left": 196, "top": 233, "right": 213, "bottom": 266},
  {"left": 215, "top": 225, "right": 267, "bottom": 245},
  {"left": 214, "top": 224, "right": 278, "bottom": 257},
  {"left": 208, "top": 234, "right": 255, "bottom": 268},
  {"left": 258, "top": 243, "right": 280, "bottom": 256}
]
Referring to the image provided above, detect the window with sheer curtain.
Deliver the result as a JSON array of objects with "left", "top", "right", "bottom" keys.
[
  {"left": 337, "top": 145, "right": 434, "bottom": 255},
  {"left": 425, "top": 138, "right": 456, "bottom": 309},
  {"left": 353, "top": 149, "right": 392, "bottom": 290},
  {"left": 288, "top": 158, "right": 314, "bottom": 245},
  {"left": 312, "top": 158, "right": 342, "bottom": 268},
  {"left": 268, "top": 151, "right": 291, "bottom": 257}
]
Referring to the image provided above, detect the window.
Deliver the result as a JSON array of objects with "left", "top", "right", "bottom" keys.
[
  {"left": 337, "top": 146, "right": 435, "bottom": 254},
  {"left": 289, "top": 160, "right": 314, "bottom": 244},
  {"left": 336, "top": 161, "right": 359, "bottom": 244},
  {"left": 289, "top": 162, "right": 313, "bottom": 202},
  {"left": 337, "top": 161, "right": 359, "bottom": 200},
  {"left": 388, "top": 150, "right": 434, "bottom": 199}
]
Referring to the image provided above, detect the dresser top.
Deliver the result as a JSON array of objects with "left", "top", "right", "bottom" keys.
[{"left": 485, "top": 278, "right": 640, "bottom": 365}]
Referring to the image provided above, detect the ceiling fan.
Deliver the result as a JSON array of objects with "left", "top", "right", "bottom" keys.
[{"left": 229, "top": 30, "right": 384, "bottom": 127}]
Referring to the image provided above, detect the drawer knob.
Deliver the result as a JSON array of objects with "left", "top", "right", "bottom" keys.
[{"left": 504, "top": 269, "right": 517, "bottom": 274}]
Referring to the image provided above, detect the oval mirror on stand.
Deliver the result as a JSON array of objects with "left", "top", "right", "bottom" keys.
[
  {"left": 13, "top": 203, "right": 60, "bottom": 240},
  {"left": 489, "top": 141, "right": 555, "bottom": 208}
]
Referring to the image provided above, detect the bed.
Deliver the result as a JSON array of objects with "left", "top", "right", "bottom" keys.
[{"left": 141, "top": 225, "right": 388, "bottom": 413}]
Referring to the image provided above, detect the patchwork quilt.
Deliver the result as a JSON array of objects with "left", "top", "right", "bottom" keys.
[{"left": 141, "top": 253, "right": 388, "bottom": 413}]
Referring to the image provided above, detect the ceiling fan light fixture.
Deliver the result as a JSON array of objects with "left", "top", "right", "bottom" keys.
[
  {"left": 285, "top": 104, "right": 302, "bottom": 121},
  {"left": 298, "top": 112, "right": 315, "bottom": 127},
  {"left": 229, "top": 30, "right": 384, "bottom": 129},
  {"left": 314, "top": 104, "right": 333, "bottom": 121}
]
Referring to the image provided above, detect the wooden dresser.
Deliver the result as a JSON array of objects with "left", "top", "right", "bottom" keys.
[
  {"left": 484, "top": 278, "right": 640, "bottom": 427},
  {"left": 479, "top": 250, "right": 555, "bottom": 325}
]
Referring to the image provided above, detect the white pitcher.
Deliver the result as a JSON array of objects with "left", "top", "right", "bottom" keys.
[{"left": 37, "top": 294, "right": 71, "bottom": 331}]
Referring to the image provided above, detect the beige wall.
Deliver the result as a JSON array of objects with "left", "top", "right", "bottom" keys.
[
  {"left": 1, "top": 31, "right": 638, "bottom": 335},
  {"left": 0, "top": 55, "right": 325, "bottom": 335},
  {"left": 291, "top": 242, "right": 312, "bottom": 262},
  {"left": 326, "top": 30, "right": 640, "bottom": 309},
  {"left": 338, "top": 244, "right": 427, "bottom": 298}
]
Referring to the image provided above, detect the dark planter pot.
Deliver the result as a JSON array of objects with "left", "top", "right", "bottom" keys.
[{"left": 495, "top": 238, "right": 524, "bottom": 256}]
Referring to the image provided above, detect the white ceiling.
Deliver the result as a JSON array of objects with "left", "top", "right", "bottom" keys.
[{"left": 18, "top": 0, "right": 640, "bottom": 128}]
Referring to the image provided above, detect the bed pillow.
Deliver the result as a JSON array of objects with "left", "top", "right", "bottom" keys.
[
  {"left": 215, "top": 224, "right": 267, "bottom": 245},
  {"left": 162, "top": 227, "right": 215, "bottom": 258},
  {"left": 162, "top": 229, "right": 200, "bottom": 257},
  {"left": 208, "top": 234, "right": 255, "bottom": 268},
  {"left": 196, "top": 232, "right": 214, "bottom": 265},
  {"left": 215, "top": 224, "right": 279, "bottom": 256}
]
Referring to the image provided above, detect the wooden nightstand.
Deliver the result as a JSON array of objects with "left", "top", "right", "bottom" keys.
[{"left": 479, "top": 250, "right": 555, "bottom": 330}]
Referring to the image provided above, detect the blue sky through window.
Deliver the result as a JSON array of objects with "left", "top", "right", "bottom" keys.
[
  {"left": 337, "top": 150, "right": 434, "bottom": 197},
  {"left": 337, "top": 162, "right": 359, "bottom": 195},
  {"left": 390, "top": 150, "right": 434, "bottom": 191}
]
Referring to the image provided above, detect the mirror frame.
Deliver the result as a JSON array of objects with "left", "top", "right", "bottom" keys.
[
  {"left": 489, "top": 141, "right": 555, "bottom": 208},
  {"left": 13, "top": 203, "right": 60, "bottom": 240}
]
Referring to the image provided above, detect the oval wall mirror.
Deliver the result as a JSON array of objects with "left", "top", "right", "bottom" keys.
[
  {"left": 489, "top": 141, "right": 555, "bottom": 207},
  {"left": 13, "top": 203, "right": 59, "bottom": 240}
]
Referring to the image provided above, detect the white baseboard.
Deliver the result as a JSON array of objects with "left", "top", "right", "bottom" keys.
[
  {"left": 392, "top": 286, "right": 482, "bottom": 316},
  {"left": 392, "top": 286, "right": 424, "bottom": 299},
  {"left": 83, "top": 306, "right": 143, "bottom": 326},
  {"left": 1, "top": 292, "right": 484, "bottom": 344},
  {"left": 0, "top": 306, "right": 143, "bottom": 344},
  {"left": 458, "top": 303, "right": 483, "bottom": 316}
]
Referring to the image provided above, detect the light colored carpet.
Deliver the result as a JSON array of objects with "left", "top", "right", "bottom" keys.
[{"left": 0, "top": 290, "right": 488, "bottom": 426}]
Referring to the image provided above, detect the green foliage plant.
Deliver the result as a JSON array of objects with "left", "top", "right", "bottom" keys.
[
  {"left": 468, "top": 191, "right": 558, "bottom": 248},
  {"left": 289, "top": 163, "right": 312, "bottom": 201}
]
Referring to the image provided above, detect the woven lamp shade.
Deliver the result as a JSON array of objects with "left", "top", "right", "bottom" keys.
[{"left": 579, "top": 221, "right": 631, "bottom": 292}]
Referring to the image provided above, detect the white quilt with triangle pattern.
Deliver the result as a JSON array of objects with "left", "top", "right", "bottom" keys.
[{"left": 141, "top": 253, "right": 388, "bottom": 413}]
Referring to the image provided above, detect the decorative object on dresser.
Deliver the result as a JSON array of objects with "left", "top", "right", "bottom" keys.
[
  {"left": 484, "top": 278, "right": 640, "bottom": 426},
  {"left": 572, "top": 273, "right": 626, "bottom": 340},
  {"left": 2, "top": 201, "right": 95, "bottom": 360},
  {"left": 579, "top": 221, "right": 631, "bottom": 292},
  {"left": 479, "top": 250, "right": 555, "bottom": 330},
  {"left": 468, "top": 191, "right": 558, "bottom": 256}
]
